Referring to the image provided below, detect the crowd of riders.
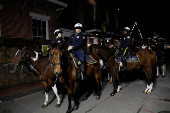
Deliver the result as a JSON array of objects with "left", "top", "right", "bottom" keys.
[{"left": 49, "top": 23, "right": 167, "bottom": 77}]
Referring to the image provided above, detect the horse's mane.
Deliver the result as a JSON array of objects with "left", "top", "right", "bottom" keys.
[
  {"left": 92, "top": 44, "right": 116, "bottom": 54},
  {"left": 25, "top": 47, "right": 48, "bottom": 58},
  {"left": 92, "top": 44, "right": 116, "bottom": 61}
]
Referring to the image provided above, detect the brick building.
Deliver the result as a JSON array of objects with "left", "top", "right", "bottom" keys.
[{"left": 0, "top": 0, "right": 67, "bottom": 40}]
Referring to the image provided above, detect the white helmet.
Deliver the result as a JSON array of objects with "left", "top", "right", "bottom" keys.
[
  {"left": 74, "top": 23, "right": 82, "bottom": 29},
  {"left": 54, "top": 29, "right": 63, "bottom": 36},
  {"left": 124, "top": 27, "right": 130, "bottom": 31}
]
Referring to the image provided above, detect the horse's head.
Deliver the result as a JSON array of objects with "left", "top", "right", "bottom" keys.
[
  {"left": 113, "top": 39, "right": 121, "bottom": 49},
  {"left": 10, "top": 45, "right": 28, "bottom": 73},
  {"left": 49, "top": 47, "right": 63, "bottom": 77},
  {"left": 141, "top": 42, "right": 151, "bottom": 50}
]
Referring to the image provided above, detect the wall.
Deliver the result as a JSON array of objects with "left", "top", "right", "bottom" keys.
[
  {"left": 0, "top": 0, "right": 57, "bottom": 40},
  {"left": 0, "top": 37, "right": 49, "bottom": 90}
]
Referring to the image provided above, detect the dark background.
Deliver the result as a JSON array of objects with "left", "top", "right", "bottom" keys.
[{"left": 114, "top": 1, "right": 169, "bottom": 38}]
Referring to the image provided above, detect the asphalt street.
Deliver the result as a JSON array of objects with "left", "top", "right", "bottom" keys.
[{"left": 0, "top": 63, "right": 170, "bottom": 113}]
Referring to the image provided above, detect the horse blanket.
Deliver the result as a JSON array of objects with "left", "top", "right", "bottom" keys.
[{"left": 69, "top": 53, "right": 97, "bottom": 69}]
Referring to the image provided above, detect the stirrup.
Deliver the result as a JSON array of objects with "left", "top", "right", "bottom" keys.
[
  {"left": 81, "top": 72, "right": 87, "bottom": 80},
  {"left": 119, "top": 66, "right": 127, "bottom": 72},
  {"left": 76, "top": 71, "right": 81, "bottom": 80}
]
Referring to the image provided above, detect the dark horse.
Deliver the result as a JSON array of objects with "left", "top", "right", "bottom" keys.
[
  {"left": 10, "top": 45, "right": 62, "bottom": 107},
  {"left": 49, "top": 45, "right": 101, "bottom": 113},
  {"left": 91, "top": 44, "right": 156, "bottom": 96}
]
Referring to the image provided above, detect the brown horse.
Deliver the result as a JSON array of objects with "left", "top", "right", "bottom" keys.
[
  {"left": 10, "top": 45, "right": 62, "bottom": 108},
  {"left": 140, "top": 42, "right": 166, "bottom": 77},
  {"left": 49, "top": 46, "right": 101, "bottom": 113},
  {"left": 91, "top": 44, "right": 156, "bottom": 96}
]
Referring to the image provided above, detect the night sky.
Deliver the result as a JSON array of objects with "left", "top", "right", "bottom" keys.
[{"left": 113, "top": 1, "right": 169, "bottom": 38}]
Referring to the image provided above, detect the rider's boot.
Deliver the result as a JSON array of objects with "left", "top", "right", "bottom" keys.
[
  {"left": 120, "top": 57, "right": 128, "bottom": 71},
  {"left": 81, "top": 62, "right": 87, "bottom": 80}
]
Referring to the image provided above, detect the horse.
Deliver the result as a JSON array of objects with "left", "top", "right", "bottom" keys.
[
  {"left": 91, "top": 44, "right": 156, "bottom": 96},
  {"left": 49, "top": 45, "right": 101, "bottom": 113},
  {"left": 10, "top": 45, "right": 62, "bottom": 108},
  {"left": 140, "top": 42, "right": 166, "bottom": 77}
]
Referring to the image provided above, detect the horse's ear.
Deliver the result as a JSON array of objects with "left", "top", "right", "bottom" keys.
[
  {"left": 18, "top": 44, "right": 27, "bottom": 50},
  {"left": 48, "top": 44, "right": 52, "bottom": 50},
  {"left": 23, "top": 44, "right": 27, "bottom": 49}
]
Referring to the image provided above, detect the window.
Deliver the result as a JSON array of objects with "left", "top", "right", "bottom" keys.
[
  {"left": 32, "top": 19, "right": 46, "bottom": 40},
  {"left": 29, "top": 12, "right": 50, "bottom": 40}
]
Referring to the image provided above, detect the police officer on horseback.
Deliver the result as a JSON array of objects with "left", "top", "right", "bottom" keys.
[
  {"left": 49, "top": 29, "right": 65, "bottom": 83},
  {"left": 119, "top": 27, "right": 132, "bottom": 71},
  {"left": 67, "top": 23, "right": 87, "bottom": 80},
  {"left": 50, "top": 29, "right": 65, "bottom": 48}
]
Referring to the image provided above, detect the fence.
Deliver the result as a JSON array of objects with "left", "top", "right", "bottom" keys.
[{"left": 0, "top": 37, "right": 49, "bottom": 90}]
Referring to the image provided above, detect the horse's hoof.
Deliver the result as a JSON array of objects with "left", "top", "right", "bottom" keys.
[
  {"left": 55, "top": 104, "right": 60, "bottom": 107},
  {"left": 110, "top": 92, "right": 116, "bottom": 96},
  {"left": 117, "top": 90, "right": 120, "bottom": 93},
  {"left": 109, "top": 81, "right": 113, "bottom": 84},
  {"left": 143, "top": 89, "right": 148, "bottom": 94},
  {"left": 147, "top": 91, "right": 151, "bottom": 94},
  {"left": 42, "top": 104, "right": 47, "bottom": 108},
  {"left": 71, "top": 97, "right": 74, "bottom": 101},
  {"left": 66, "top": 109, "right": 71, "bottom": 113},
  {"left": 96, "top": 96, "right": 100, "bottom": 100},
  {"left": 83, "top": 96, "right": 88, "bottom": 100},
  {"left": 74, "top": 105, "right": 79, "bottom": 110}
]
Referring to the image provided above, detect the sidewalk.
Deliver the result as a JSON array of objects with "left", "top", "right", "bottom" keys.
[{"left": 0, "top": 81, "right": 43, "bottom": 102}]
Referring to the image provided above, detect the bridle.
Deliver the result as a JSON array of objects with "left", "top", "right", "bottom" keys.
[
  {"left": 49, "top": 47, "right": 63, "bottom": 77},
  {"left": 13, "top": 48, "right": 27, "bottom": 66}
]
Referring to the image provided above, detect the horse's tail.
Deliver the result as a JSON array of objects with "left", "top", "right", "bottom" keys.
[{"left": 152, "top": 55, "right": 157, "bottom": 83}]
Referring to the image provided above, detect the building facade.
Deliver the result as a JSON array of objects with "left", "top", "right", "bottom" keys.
[{"left": 0, "top": 0, "right": 67, "bottom": 40}]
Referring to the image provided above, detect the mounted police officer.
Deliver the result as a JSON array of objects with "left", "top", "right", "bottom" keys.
[
  {"left": 67, "top": 23, "right": 87, "bottom": 80},
  {"left": 48, "top": 29, "right": 65, "bottom": 83},
  {"left": 50, "top": 29, "right": 65, "bottom": 48},
  {"left": 151, "top": 36, "right": 160, "bottom": 51},
  {"left": 119, "top": 27, "right": 132, "bottom": 71},
  {"left": 99, "top": 37, "right": 106, "bottom": 46}
]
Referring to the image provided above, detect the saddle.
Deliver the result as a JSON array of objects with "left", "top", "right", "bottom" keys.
[
  {"left": 69, "top": 53, "right": 97, "bottom": 69},
  {"left": 115, "top": 48, "right": 140, "bottom": 63}
]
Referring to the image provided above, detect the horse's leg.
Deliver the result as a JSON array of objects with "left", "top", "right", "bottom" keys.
[
  {"left": 66, "top": 83, "right": 74, "bottom": 113},
  {"left": 73, "top": 81, "right": 79, "bottom": 110},
  {"left": 83, "top": 66, "right": 94, "bottom": 100},
  {"left": 51, "top": 84, "right": 61, "bottom": 107},
  {"left": 162, "top": 64, "right": 166, "bottom": 77},
  {"left": 156, "top": 66, "right": 159, "bottom": 77},
  {"left": 108, "top": 72, "right": 110, "bottom": 81},
  {"left": 161, "top": 60, "right": 166, "bottom": 77},
  {"left": 94, "top": 64, "right": 101, "bottom": 100},
  {"left": 41, "top": 81, "right": 48, "bottom": 108},
  {"left": 110, "top": 76, "right": 113, "bottom": 84},
  {"left": 116, "top": 74, "right": 121, "bottom": 93},
  {"left": 83, "top": 77, "right": 92, "bottom": 100},
  {"left": 107, "top": 68, "right": 112, "bottom": 83},
  {"left": 110, "top": 70, "right": 118, "bottom": 96},
  {"left": 143, "top": 67, "right": 153, "bottom": 94}
]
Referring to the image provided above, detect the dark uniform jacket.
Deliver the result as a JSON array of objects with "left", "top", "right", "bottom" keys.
[
  {"left": 67, "top": 33, "right": 86, "bottom": 51},
  {"left": 50, "top": 37, "right": 65, "bottom": 47},
  {"left": 121, "top": 34, "right": 132, "bottom": 48}
]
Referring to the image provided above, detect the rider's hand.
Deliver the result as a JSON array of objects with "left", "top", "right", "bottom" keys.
[
  {"left": 68, "top": 46, "right": 74, "bottom": 51},
  {"left": 121, "top": 48, "right": 123, "bottom": 50}
]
